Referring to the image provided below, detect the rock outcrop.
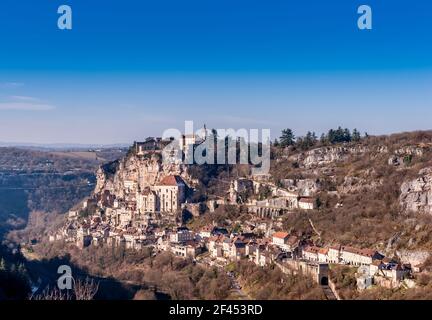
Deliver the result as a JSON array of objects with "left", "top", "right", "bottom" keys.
[
  {"left": 281, "top": 178, "right": 321, "bottom": 196},
  {"left": 94, "top": 150, "right": 193, "bottom": 198},
  {"left": 400, "top": 167, "right": 432, "bottom": 214},
  {"left": 396, "top": 249, "right": 430, "bottom": 266},
  {"left": 394, "top": 146, "right": 425, "bottom": 157},
  {"left": 338, "top": 176, "right": 383, "bottom": 194},
  {"left": 290, "top": 146, "right": 371, "bottom": 168}
]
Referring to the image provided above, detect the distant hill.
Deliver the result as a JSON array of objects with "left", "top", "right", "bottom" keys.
[
  {"left": 0, "top": 147, "right": 127, "bottom": 237},
  {"left": 0, "top": 142, "right": 129, "bottom": 151}
]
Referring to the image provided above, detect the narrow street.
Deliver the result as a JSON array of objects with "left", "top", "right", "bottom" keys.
[
  {"left": 321, "top": 285, "right": 338, "bottom": 300},
  {"left": 227, "top": 272, "right": 251, "bottom": 300},
  {"left": 196, "top": 255, "right": 251, "bottom": 300}
]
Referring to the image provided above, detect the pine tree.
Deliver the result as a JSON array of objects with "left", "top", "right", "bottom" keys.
[
  {"left": 352, "top": 128, "right": 361, "bottom": 142},
  {"left": 279, "top": 129, "right": 295, "bottom": 147},
  {"left": 343, "top": 128, "right": 351, "bottom": 142},
  {"left": 320, "top": 133, "right": 327, "bottom": 144}
]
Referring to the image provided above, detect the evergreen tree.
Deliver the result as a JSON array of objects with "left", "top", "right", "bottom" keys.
[
  {"left": 343, "top": 128, "right": 351, "bottom": 142},
  {"left": 298, "top": 131, "right": 317, "bottom": 149},
  {"left": 279, "top": 129, "right": 295, "bottom": 147},
  {"left": 320, "top": 133, "right": 327, "bottom": 144},
  {"left": 352, "top": 128, "right": 361, "bottom": 142}
]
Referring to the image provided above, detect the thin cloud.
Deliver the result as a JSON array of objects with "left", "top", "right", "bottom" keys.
[
  {"left": 0, "top": 82, "right": 24, "bottom": 88},
  {"left": 0, "top": 102, "right": 56, "bottom": 111},
  {"left": 9, "top": 95, "right": 40, "bottom": 102}
]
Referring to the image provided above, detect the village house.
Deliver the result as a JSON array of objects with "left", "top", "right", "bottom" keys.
[
  {"left": 271, "top": 232, "right": 299, "bottom": 257},
  {"left": 298, "top": 197, "right": 317, "bottom": 210},
  {"left": 136, "top": 187, "right": 157, "bottom": 213},
  {"left": 68, "top": 210, "right": 79, "bottom": 220},
  {"left": 135, "top": 138, "right": 163, "bottom": 155},
  {"left": 245, "top": 240, "right": 258, "bottom": 257},
  {"left": 302, "top": 246, "right": 321, "bottom": 262},
  {"left": 152, "top": 175, "right": 186, "bottom": 213},
  {"left": 170, "top": 241, "right": 202, "bottom": 258},
  {"left": 272, "top": 231, "right": 289, "bottom": 247},
  {"left": 230, "top": 238, "right": 246, "bottom": 261},
  {"left": 208, "top": 235, "right": 226, "bottom": 260},
  {"left": 76, "top": 225, "right": 92, "bottom": 249},
  {"left": 255, "top": 249, "right": 272, "bottom": 267},
  {"left": 369, "top": 259, "right": 410, "bottom": 284},
  {"left": 169, "top": 227, "right": 195, "bottom": 243},
  {"left": 254, "top": 245, "right": 280, "bottom": 267},
  {"left": 155, "top": 236, "right": 169, "bottom": 252},
  {"left": 318, "top": 248, "right": 329, "bottom": 263},
  {"left": 340, "top": 246, "right": 384, "bottom": 266},
  {"left": 356, "top": 265, "right": 374, "bottom": 290},
  {"left": 199, "top": 225, "right": 213, "bottom": 239},
  {"left": 327, "top": 245, "right": 341, "bottom": 263}
]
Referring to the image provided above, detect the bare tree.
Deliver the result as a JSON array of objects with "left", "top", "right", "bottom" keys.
[
  {"left": 31, "top": 286, "right": 71, "bottom": 300},
  {"left": 73, "top": 277, "right": 99, "bottom": 300},
  {"left": 30, "top": 277, "right": 99, "bottom": 300}
]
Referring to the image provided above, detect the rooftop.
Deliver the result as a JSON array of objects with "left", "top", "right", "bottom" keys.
[
  {"left": 159, "top": 175, "right": 186, "bottom": 186},
  {"left": 272, "top": 231, "right": 289, "bottom": 239}
]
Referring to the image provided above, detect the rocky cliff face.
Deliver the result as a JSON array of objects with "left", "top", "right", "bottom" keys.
[
  {"left": 388, "top": 145, "right": 426, "bottom": 167},
  {"left": 337, "top": 175, "right": 383, "bottom": 194},
  {"left": 281, "top": 178, "right": 321, "bottom": 196},
  {"left": 289, "top": 145, "right": 379, "bottom": 168},
  {"left": 396, "top": 249, "right": 430, "bottom": 266},
  {"left": 400, "top": 167, "right": 432, "bottom": 214},
  {"left": 94, "top": 151, "right": 193, "bottom": 197}
]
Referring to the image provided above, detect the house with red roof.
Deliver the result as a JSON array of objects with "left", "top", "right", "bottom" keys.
[
  {"left": 152, "top": 175, "right": 187, "bottom": 213},
  {"left": 272, "top": 232, "right": 299, "bottom": 256}
]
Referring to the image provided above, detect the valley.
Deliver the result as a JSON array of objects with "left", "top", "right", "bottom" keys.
[{"left": 3, "top": 130, "right": 432, "bottom": 300}]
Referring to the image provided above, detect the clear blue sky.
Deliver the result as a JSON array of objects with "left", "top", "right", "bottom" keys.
[{"left": 0, "top": 0, "right": 431, "bottom": 144}]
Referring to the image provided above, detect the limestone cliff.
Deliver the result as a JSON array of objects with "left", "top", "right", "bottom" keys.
[
  {"left": 400, "top": 167, "right": 432, "bottom": 214},
  {"left": 289, "top": 145, "right": 376, "bottom": 168},
  {"left": 94, "top": 150, "right": 194, "bottom": 198}
]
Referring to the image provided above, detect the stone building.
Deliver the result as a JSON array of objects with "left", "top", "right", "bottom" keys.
[
  {"left": 137, "top": 187, "right": 157, "bottom": 213},
  {"left": 152, "top": 175, "right": 186, "bottom": 213}
]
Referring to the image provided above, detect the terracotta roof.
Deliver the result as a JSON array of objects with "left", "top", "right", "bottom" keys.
[
  {"left": 299, "top": 197, "right": 316, "bottom": 204},
  {"left": 159, "top": 175, "right": 186, "bottom": 186},
  {"left": 360, "top": 248, "right": 377, "bottom": 257},
  {"left": 272, "top": 231, "right": 289, "bottom": 239},
  {"left": 304, "top": 245, "right": 321, "bottom": 254},
  {"left": 318, "top": 248, "right": 329, "bottom": 255}
]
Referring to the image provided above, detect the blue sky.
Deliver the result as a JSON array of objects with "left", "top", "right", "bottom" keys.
[{"left": 0, "top": 0, "right": 431, "bottom": 144}]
